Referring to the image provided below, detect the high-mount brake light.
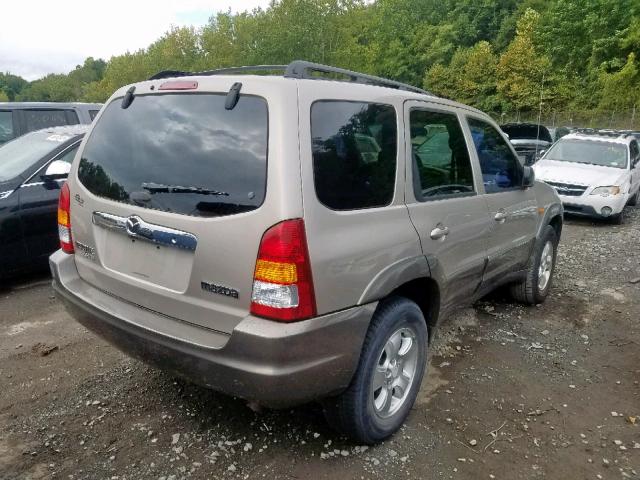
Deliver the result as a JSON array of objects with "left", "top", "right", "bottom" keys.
[
  {"left": 57, "top": 182, "right": 74, "bottom": 253},
  {"left": 158, "top": 81, "right": 198, "bottom": 90},
  {"left": 250, "top": 219, "right": 316, "bottom": 322}
]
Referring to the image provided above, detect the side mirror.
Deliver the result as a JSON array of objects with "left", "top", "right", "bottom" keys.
[
  {"left": 523, "top": 165, "right": 535, "bottom": 188},
  {"left": 42, "top": 160, "right": 71, "bottom": 181}
]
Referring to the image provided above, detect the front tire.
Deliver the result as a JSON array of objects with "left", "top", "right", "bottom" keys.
[
  {"left": 628, "top": 191, "right": 638, "bottom": 207},
  {"left": 322, "top": 297, "right": 428, "bottom": 444},
  {"left": 611, "top": 210, "right": 624, "bottom": 225},
  {"left": 510, "top": 225, "right": 558, "bottom": 304}
]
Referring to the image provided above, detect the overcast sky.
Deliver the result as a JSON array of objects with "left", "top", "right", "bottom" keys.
[{"left": 0, "top": 0, "right": 271, "bottom": 81}]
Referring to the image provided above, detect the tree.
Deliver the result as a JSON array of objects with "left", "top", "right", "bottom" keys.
[
  {"left": 0, "top": 72, "right": 28, "bottom": 100},
  {"left": 425, "top": 41, "right": 499, "bottom": 112},
  {"left": 599, "top": 53, "right": 640, "bottom": 111},
  {"left": 496, "top": 9, "right": 551, "bottom": 112},
  {"left": 0, "top": 90, "right": 9, "bottom": 102}
]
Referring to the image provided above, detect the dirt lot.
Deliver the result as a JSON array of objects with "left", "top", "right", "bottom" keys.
[{"left": 1, "top": 208, "right": 639, "bottom": 480}]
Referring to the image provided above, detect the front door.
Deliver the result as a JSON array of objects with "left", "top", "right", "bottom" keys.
[
  {"left": 404, "top": 102, "right": 492, "bottom": 311},
  {"left": 465, "top": 116, "right": 538, "bottom": 283}
]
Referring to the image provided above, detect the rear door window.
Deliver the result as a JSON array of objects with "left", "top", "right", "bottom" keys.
[
  {"left": 78, "top": 93, "right": 268, "bottom": 217},
  {"left": 410, "top": 109, "right": 475, "bottom": 200},
  {"left": 311, "top": 101, "right": 397, "bottom": 210},
  {"left": 23, "top": 109, "right": 79, "bottom": 132},
  {"left": 0, "top": 111, "right": 14, "bottom": 143}
]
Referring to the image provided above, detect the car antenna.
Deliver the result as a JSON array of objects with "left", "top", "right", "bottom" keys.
[
  {"left": 535, "top": 73, "right": 545, "bottom": 160},
  {"left": 121, "top": 86, "right": 136, "bottom": 109},
  {"left": 225, "top": 82, "right": 242, "bottom": 110}
]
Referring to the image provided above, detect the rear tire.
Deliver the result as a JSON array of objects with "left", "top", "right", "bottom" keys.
[
  {"left": 510, "top": 225, "right": 558, "bottom": 305},
  {"left": 322, "top": 297, "right": 427, "bottom": 444}
]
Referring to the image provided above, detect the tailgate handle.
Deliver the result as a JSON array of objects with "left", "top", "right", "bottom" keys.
[{"left": 92, "top": 211, "right": 198, "bottom": 251}]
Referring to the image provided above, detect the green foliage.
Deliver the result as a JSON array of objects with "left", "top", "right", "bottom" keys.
[
  {"left": 0, "top": 72, "right": 28, "bottom": 100},
  {"left": 1, "top": 0, "right": 638, "bottom": 118},
  {"left": 0, "top": 90, "right": 9, "bottom": 102}
]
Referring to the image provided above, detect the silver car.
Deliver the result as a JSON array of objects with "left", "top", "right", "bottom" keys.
[{"left": 50, "top": 61, "right": 563, "bottom": 443}]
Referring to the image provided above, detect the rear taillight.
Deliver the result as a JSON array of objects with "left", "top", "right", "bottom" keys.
[
  {"left": 250, "top": 219, "right": 316, "bottom": 322},
  {"left": 57, "top": 182, "right": 74, "bottom": 254}
]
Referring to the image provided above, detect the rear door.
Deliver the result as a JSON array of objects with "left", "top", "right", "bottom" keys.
[
  {"left": 68, "top": 78, "right": 301, "bottom": 334},
  {"left": 464, "top": 115, "right": 538, "bottom": 282},
  {"left": 404, "top": 101, "right": 491, "bottom": 311}
]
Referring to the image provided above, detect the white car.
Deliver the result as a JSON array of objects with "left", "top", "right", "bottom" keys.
[{"left": 533, "top": 133, "right": 640, "bottom": 223}]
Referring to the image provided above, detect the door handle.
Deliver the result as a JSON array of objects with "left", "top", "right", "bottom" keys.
[
  {"left": 430, "top": 225, "right": 450, "bottom": 240},
  {"left": 494, "top": 210, "right": 508, "bottom": 223}
]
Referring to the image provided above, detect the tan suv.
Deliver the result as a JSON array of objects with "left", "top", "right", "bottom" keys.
[{"left": 50, "top": 61, "right": 563, "bottom": 443}]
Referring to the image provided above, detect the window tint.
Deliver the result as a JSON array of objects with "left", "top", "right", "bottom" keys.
[
  {"left": 468, "top": 118, "right": 522, "bottom": 193},
  {"left": 89, "top": 110, "right": 100, "bottom": 120},
  {"left": 56, "top": 144, "right": 79, "bottom": 164},
  {"left": 23, "top": 109, "right": 79, "bottom": 132},
  {"left": 78, "top": 93, "right": 268, "bottom": 218},
  {"left": 410, "top": 109, "right": 474, "bottom": 200},
  {"left": 0, "top": 111, "right": 14, "bottom": 143},
  {"left": 311, "top": 101, "right": 397, "bottom": 210}
]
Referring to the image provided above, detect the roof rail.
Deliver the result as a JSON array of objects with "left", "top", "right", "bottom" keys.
[
  {"left": 148, "top": 60, "right": 431, "bottom": 95},
  {"left": 283, "top": 61, "right": 431, "bottom": 95}
]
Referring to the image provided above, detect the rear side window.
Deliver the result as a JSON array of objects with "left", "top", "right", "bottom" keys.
[
  {"left": 410, "top": 109, "right": 475, "bottom": 200},
  {"left": 468, "top": 118, "right": 522, "bottom": 193},
  {"left": 23, "top": 109, "right": 79, "bottom": 132},
  {"left": 0, "top": 111, "right": 13, "bottom": 143},
  {"left": 89, "top": 110, "right": 100, "bottom": 120},
  {"left": 311, "top": 101, "right": 397, "bottom": 210},
  {"left": 78, "top": 93, "right": 268, "bottom": 217}
]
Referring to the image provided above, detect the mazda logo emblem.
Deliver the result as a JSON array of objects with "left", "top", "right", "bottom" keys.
[{"left": 125, "top": 215, "right": 142, "bottom": 235}]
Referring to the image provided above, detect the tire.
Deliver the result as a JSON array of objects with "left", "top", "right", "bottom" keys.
[
  {"left": 322, "top": 297, "right": 428, "bottom": 444},
  {"left": 611, "top": 210, "right": 624, "bottom": 225},
  {"left": 628, "top": 191, "right": 638, "bottom": 207},
  {"left": 510, "top": 225, "right": 558, "bottom": 305}
]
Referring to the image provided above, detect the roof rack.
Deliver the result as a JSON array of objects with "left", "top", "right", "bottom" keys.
[
  {"left": 148, "top": 60, "right": 431, "bottom": 95},
  {"left": 572, "top": 129, "right": 634, "bottom": 140}
]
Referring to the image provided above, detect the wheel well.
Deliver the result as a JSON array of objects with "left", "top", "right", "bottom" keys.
[
  {"left": 549, "top": 214, "right": 563, "bottom": 239},
  {"left": 389, "top": 277, "right": 440, "bottom": 336}
]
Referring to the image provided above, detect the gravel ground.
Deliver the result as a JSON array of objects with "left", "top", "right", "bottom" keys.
[{"left": 1, "top": 207, "right": 639, "bottom": 480}]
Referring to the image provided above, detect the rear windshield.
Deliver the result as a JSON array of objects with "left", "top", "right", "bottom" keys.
[
  {"left": 501, "top": 124, "right": 552, "bottom": 143},
  {"left": 78, "top": 93, "right": 268, "bottom": 217}
]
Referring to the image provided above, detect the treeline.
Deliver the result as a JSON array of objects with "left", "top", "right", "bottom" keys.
[{"left": 1, "top": 0, "right": 639, "bottom": 120}]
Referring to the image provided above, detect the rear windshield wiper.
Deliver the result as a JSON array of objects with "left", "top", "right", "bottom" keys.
[{"left": 141, "top": 182, "right": 229, "bottom": 196}]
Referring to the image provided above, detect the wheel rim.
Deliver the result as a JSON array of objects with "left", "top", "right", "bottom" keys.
[
  {"left": 538, "top": 240, "right": 554, "bottom": 293},
  {"left": 371, "top": 327, "right": 419, "bottom": 419}
]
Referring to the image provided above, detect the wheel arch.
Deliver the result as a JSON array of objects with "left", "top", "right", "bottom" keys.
[{"left": 358, "top": 256, "right": 441, "bottom": 341}]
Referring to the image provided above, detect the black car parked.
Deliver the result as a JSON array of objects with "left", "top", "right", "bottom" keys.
[
  {"left": 0, "top": 125, "right": 88, "bottom": 278},
  {"left": 0, "top": 102, "right": 100, "bottom": 146}
]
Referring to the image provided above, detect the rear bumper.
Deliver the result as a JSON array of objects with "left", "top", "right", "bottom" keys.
[{"left": 50, "top": 250, "right": 375, "bottom": 408}]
